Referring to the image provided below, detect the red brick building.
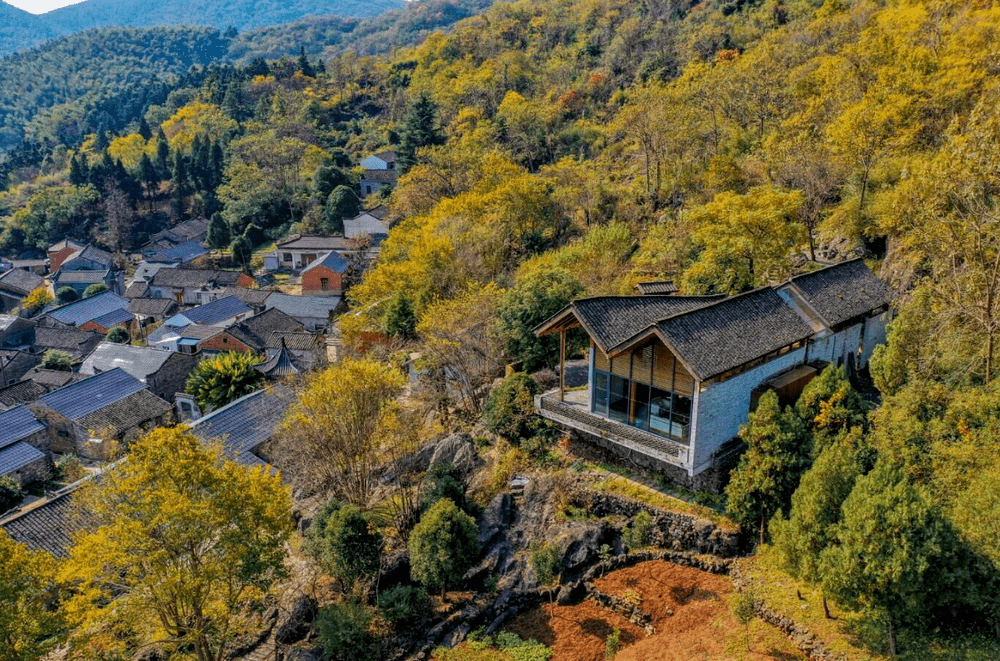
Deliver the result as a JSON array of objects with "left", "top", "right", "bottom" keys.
[{"left": 301, "top": 251, "right": 348, "bottom": 297}]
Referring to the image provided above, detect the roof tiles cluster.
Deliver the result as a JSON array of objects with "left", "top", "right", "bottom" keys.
[
  {"left": 788, "top": 258, "right": 891, "bottom": 328},
  {"left": 40, "top": 368, "right": 145, "bottom": 421}
]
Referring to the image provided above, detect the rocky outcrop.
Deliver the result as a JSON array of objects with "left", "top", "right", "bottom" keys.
[{"left": 275, "top": 594, "right": 318, "bottom": 645}]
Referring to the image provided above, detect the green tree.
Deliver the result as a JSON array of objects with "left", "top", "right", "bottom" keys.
[
  {"left": 139, "top": 152, "right": 159, "bottom": 200},
  {"left": 55, "top": 286, "right": 78, "bottom": 303},
  {"left": 409, "top": 498, "right": 478, "bottom": 596},
  {"left": 106, "top": 326, "right": 130, "bottom": 344},
  {"left": 0, "top": 530, "right": 62, "bottom": 661},
  {"left": 83, "top": 282, "right": 108, "bottom": 298},
  {"left": 231, "top": 233, "right": 253, "bottom": 271},
  {"left": 184, "top": 351, "right": 264, "bottom": 412},
  {"left": 770, "top": 435, "right": 862, "bottom": 618},
  {"left": 530, "top": 541, "right": 562, "bottom": 615},
  {"left": 420, "top": 462, "right": 465, "bottom": 513},
  {"left": 305, "top": 503, "right": 383, "bottom": 587},
  {"left": 0, "top": 476, "right": 23, "bottom": 512},
  {"left": 316, "top": 599, "right": 374, "bottom": 661},
  {"left": 60, "top": 428, "right": 292, "bottom": 661},
  {"left": 820, "top": 459, "right": 947, "bottom": 657},
  {"left": 725, "top": 390, "right": 808, "bottom": 544},
  {"left": 39, "top": 349, "right": 72, "bottom": 371},
  {"left": 483, "top": 372, "right": 542, "bottom": 444},
  {"left": 382, "top": 291, "right": 417, "bottom": 339},
  {"left": 324, "top": 185, "right": 361, "bottom": 235},
  {"left": 794, "top": 364, "right": 866, "bottom": 454},
  {"left": 207, "top": 212, "right": 231, "bottom": 250},
  {"left": 398, "top": 93, "right": 444, "bottom": 173},
  {"left": 314, "top": 164, "right": 351, "bottom": 199},
  {"left": 298, "top": 46, "right": 316, "bottom": 78},
  {"left": 497, "top": 267, "right": 584, "bottom": 372}
]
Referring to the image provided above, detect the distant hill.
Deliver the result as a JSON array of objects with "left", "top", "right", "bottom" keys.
[{"left": 0, "top": 0, "right": 404, "bottom": 55}]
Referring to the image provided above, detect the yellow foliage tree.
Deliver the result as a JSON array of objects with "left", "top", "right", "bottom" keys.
[{"left": 0, "top": 530, "right": 62, "bottom": 661}]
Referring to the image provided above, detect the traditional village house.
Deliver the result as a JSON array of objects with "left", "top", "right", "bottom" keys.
[
  {"left": 47, "top": 239, "right": 86, "bottom": 273},
  {"left": 52, "top": 268, "right": 117, "bottom": 297},
  {"left": 300, "top": 250, "right": 348, "bottom": 297},
  {"left": 147, "top": 268, "right": 254, "bottom": 305},
  {"left": 360, "top": 168, "right": 398, "bottom": 197},
  {"left": 187, "top": 386, "right": 296, "bottom": 467},
  {"left": 533, "top": 259, "right": 891, "bottom": 491},
  {"left": 8, "top": 258, "right": 50, "bottom": 276},
  {"left": 31, "top": 326, "right": 103, "bottom": 362},
  {"left": 264, "top": 292, "right": 342, "bottom": 331},
  {"left": 80, "top": 343, "right": 198, "bottom": 404},
  {"left": 0, "top": 268, "right": 44, "bottom": 312},
  {"left": 0, "top": 314, "right": 35, "bottom": 347},
  {"left": 42, "top": 291, "right": 134, "bottom": 334},
  {"left": 205, "top": 308, "right": 304, "bottom": 354},
  {"left": 360, "top": 150, "right": 397, "bottom": 171},
  {"left": 265, "top": 235, "right": 354, "bottom": 271},
  {"left": 0, "top": 405, "right": 51, "bottom": 486},
  {"left": 265, "top": 331, "right": 327, "bottom": 371},
  {"left": 0, "top": 350, "right": 41, "bottom": 386}
]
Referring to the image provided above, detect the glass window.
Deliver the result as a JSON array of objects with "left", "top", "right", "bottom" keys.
[
  {"left": 608, "top": 374, "right": 630, "bottom": 424},
  {"left": 593, "top": 370, "right": 609, "bottom": 415},
  {"left": 632, "top": 381, "right": 650, "bottom": 431},
  {"left": 647, "top": 386, "right": 673, "bottom": 437}
]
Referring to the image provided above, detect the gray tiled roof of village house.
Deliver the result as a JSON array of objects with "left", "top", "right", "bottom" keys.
[
  {"left": 128, "top": 297, "right": 177, "bottom": 318},
  {"left": 566, "top": 295, "right": 724, "bottom": 353},
  {"left": 0, "top": 441, "right": 45, "bottom": 476},
  {"left": 41, "top": 368, "right": 145, "bottom": 421},
  {"left": 54, "top": 269, "right": 110, "bottom": 284},
  {"left": 150, "top": 218, "right": 209, "bottom": 245},
  {"left": 175, "top": 296, "right": 251, "bottom": 326},
  {"left": 0, "top": 405, "right": 45, "bottom": 449},
  {"left": 150, "top": 268, "right": 245, "bottom": 289},
  {"left": 634, "top": 281, "right": 678, "bottom": 295},
  {"left": 25, "top": 369, "right": 78, "bottom": 388},
  {"left": 33, "top": 326, "right": 102, "bottom": 356},
  {"left": 62, "top": 244, "right": 114, "bottom": 268},
  {"left": 222, "top": 287, "right": 272, "bottom": 307},
  {"left": 344, "top": 212, "right": 390, "bottom": 240},
  {"left": 77, "top": 388, "right": 172, "bottom": 436},
  {"left": 654, "top": 287, "right": 815, "bottom": 381},
  {"left": 0, "top": 314, "right": 20, "bottom": 333},
  {"left": 788, "top": 259, "right": 891, "bottom": 328},
  {"left": 368, "top": 204, "right": 390, "bottom": 220},
  {"left": 147, "top": 239, "right": 208, "bottom": 264},
  {"left": 49, "top": 239, "right": 85, "bottom": 253},
  {"left": 91, "top": 309, "right": 135, "bottom": 330},
  {"left": 265, "top": 293, "right": 341, "bottom": 322},
  {"left": 301, "top": 250, "right": 349, "bottom": 275},
  {"left": 0, "top": 267, "right": 44, "bottom": 294},
  {"left": 373, "top": 150, "right": 397, "bottom": 163},
  {"left": 46, "top": 292, "right": 130, "bottom": 327},
  {"left": 0, "top": 489, "right": 91, "bottom": 557},
  {"left": 188, "top": 386, "right": 295, "bottom": 462},
  {"left": 266, "top": 331, "right": 322, "bottom": 351},
  {"left": 275, "top": 235, "right": 353, "bottom": 251},
  {"left": 124, "top": 281, "right": 150, "bottom": 299},
  {"left": 256, "top": 344, "right": 300, "bottom": 377},
  {"left": 0, "top": 379, "right": 47, "bottom": 408},
  {"left": 362, "top": 169, "right": 398, "bottom": 185},
  {"left": 80, "top": 343, "right": 174, "bottom": 382},
  {"left": 227, "top": 308, "right": 304, "bottom": 351},
  {"left": 10, "top": 259, "right": 49, "bottom": 268},
  {"left": 132, "top": 261, "right": 178, "bottom": 284}
]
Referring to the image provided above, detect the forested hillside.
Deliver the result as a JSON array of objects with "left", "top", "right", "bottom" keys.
[
  {"left": 3, "top": 0, "right": 1000, "bottom": 657},
  {"left": 0, "top": 0, "right": 403, "bottom": 55}
]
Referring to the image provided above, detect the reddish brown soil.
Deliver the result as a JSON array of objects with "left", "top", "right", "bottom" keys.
[{"left": 508, "top": 560, "right": 804, "bottom": 661}]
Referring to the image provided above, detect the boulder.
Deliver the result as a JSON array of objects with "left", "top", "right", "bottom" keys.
[
  {"left": 275, "top": 594, "right": 318, "bottom": 645},
  {"left": 429, "top": 433, "right": 481, "bottom": 477},
  {"left": 478, "top": 492, "right": 512, "bottom": 548}
]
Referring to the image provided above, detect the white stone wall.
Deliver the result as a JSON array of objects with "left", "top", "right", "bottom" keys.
[
  {"left": 860, "top": 312, "right": 890, "bottom": 367},
  {"left": 807, "top": 324, "right": 862, "bottom": 369},
  {"left": 691, "top": 347, "right": 807, "bottom": 471}
]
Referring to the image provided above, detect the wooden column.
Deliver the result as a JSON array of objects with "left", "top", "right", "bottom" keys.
[{"left": 559, "top": 329, "right": 566, "bottom": 402}]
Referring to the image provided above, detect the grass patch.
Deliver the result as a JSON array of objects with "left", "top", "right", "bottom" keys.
[
  {"left": 746, "top": 546, "right": 1000, "bottom": 660},
  {"left": 592, "top": 474, "right": 737, "bottom": 530}
]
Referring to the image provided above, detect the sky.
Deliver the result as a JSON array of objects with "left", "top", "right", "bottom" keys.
[{"left": 6, "top": 0, "right": 86, "bottom": 14}]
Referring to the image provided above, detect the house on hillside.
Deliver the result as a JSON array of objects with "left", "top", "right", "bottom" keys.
[
  {"left": 0, "top": 268, "right": 44, "bottom": 312},
  {"left": 301, "top": 251, "right": 348, "bottom": 297},
  {"left": 161, "top": 296, "right": 252, "bottom": 329},
  {"left": 147, "top": 323, "right": 222, "bottom": 354},
  {"left": 187, "top": 386, "right": 295, "bottom": 467},
  {"left": 0, "top": 350, "right": 41, "bottom": 387},
  {"left": 0, "top": 379, "right": 49, "bottom": 409},
  {"left": 360, "top": 150, "right": 397, "bottom": 171},
  {"left": 265, "top": 235, "right": 355, "bottom": 272},
  {"left": 533, "top": 259, "right": 892, "bottom": 492},
  {"left": 128, "top": 297, "right": 179, "bottom": 330},
  {"left": 57, "top": 244, "right": 114, "bottom": 274},
  {"left": 53, "top": 269, "right": 117, "bottom": 297},
  {"left": 33, "top": 368, "right": 172, "bottom": 460},
  {"left": 31, "top": 326, "right": 103, "bottom": 362},
  {"left": 265, "top": 293, "right": 342, "bottom": 331},
  {"left": 48, "top": 240, "right": 86, "bottom": 273},
  {"left": 80, "top": 343, "right": 197, "bottom": 404},
  {"left": 0, "top": 406, "right": 50, "bottom": 485},
  {"left": 344, "top": 205, "right": 390, "bottom": 246},
  {"left": 266, "top": 331, "right": 327, "bottom": 371},
  {"left": 43, "top": 292, "right": 134, "bottom": 334},
  {"left": 0, "top": 484, "right": 90, "bottom": 557},
  {"left": 360, "top": 169, "right": 398, "bottom": 197},
  {"left": 143, "top": 218, "right": 208, "bottom": 254},
  {"left": 9, "top": 258, "right": 50, "bottom": 276},
  {"left": 147, "top": 268, "right": 255, "bottom": 305},
  {"left": 0, "top": 314, "right": 35, "bottom": 348},
  {"left": 206, "top": 308, "right": 304, "bottom": 354}
]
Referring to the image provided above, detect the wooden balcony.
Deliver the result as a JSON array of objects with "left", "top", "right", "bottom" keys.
[{"left": 535, "top": 388, "right": 690, "bottom": 469}]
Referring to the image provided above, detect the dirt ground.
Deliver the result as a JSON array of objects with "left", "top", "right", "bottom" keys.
[{"left": 508, "top": 560, "right": 805, "bottom": 661}]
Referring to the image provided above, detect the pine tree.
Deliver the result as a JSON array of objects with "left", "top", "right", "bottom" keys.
[
  {"left": 298, "top": 46, "right": 316, "bottom": 78},
  {"left": 397, "top": 93, "right": 444, "bottom": 173},
  {"left": 155, "top": 128, "right": 171, "bottom": 177},
  {"left": 138, "top": 117, "right": 152, "bottom": 140},
  {"left": 231, "top": 233, "right": 253, "bottom": 271},
  {"left": 139, "top": 153, "right": 159, "bottom": 200},
  {"left": 207, "top": 213, "right": 231, "bottom": 250},
  {"left": 69, "top": 155, "right": 86, "bottom": 186}
]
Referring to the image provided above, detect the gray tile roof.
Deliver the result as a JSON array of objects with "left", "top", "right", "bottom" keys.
[
  {"left": 256, "top": 344, "right": 300, "bottom": 378},
  {"left": 222, "top": 287, "right": 272, "bottom": 307},
  {"left": 32, "top": 326, "right": 102, "bottom": 357},
  {"left": 226, "top": 308, "right": 304, "bottom": 351},
  {"left": 147, "top": 239, "right": 208, "bottom": 264},
  {"left": 362, "top": 169, "right": 398, "bottom": 185},
  {"left": 46, "top": 292, "right": 130, "bottom": 327},
  {"left": 54, "top": 269, "right": 110, "bottom": 285},
  {"left": 0, "top": 442, "right": 46, "bottom": 477},
  {"left": 63, "top": 244, "right": 113, "bottom": 268},
  {"left": 655, "top": 288, "right": 814, "bottom": 380},
  {"left": 176, "top": 296, "right": 251, "bottom": 326},
  {"left": 40, "top": 368, "right": 145, "bottom": 421},
  {"left": 0, "top": 268, "right": 44, "bottom": 295},
  {"left": 123, "top": 281, "right": 150, "bottom": 299},
  {"left": 80, "top": 344, "right": 174, "bottom": 382},
  {"left": 128, "top": 297, "right": 177, "bottom": 318},
  {"left": 150, "top": 268, "right": 245, "bottom": 289},
  {"left": 91, "top": 308, "right": 135, "bottom": 329},
  {"left": 302, "top": 250, "right": 349, "bottom": 275},
  {"left": 568, "top": 295, "right": 724, "bottom": 352},
  {"left": 788, "top": 259, "right": 891, "bottom": 328},
  {"left": 0, "top": 489, "right": 90, "bottom": 557},
  {"left": 0, "top": 380, "right": 47, "bottom": 408},
  {"left": 0, "top": 405, "right": 45, "bottom": 449},
  {"left": 634, "top": 281, "right": 678, "bottom": 295},
  {"left": 275, "top": 235, "right": 353, "bottom": 251},
  {"left": 131, "top": 261, "right": 177, "bottom": 284},
  {"left": 344, "top": 212, "right": 389, "bottom": 240},
  {"left": 266, "top": 331, "right": 323, "bottom": 351},
  {"left": 188, "top": 386, "right": 295, "bottom": 464},
  {"left": 265, "top": 293, "right": 341, "bottom": 323},
  {"left": 25, "top": 369, "right": 78, "bottom": 388},
  {"left": 77, "top": 389, "right": 172, "bottom": 436}
]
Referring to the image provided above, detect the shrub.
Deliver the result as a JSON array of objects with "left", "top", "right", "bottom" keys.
[
  {"left": 0, "top": 476, "right": 23, "bottom": 512},
  {"left": 305, "top": 502, "right": 382, "bottom": 586},
  {"left": 495, "top": 632, "right": 554, "bottom": 661},
  {"left": 409, "top": 498, "right": 478, "bottom": 595},
  {"left": 22, "top": 286, "right": 53, "bottom": 315},
  {"left": 604, "top": 628, "right": 621, "bottom": 659},
  {"left": 316, "top": 599, "right": 374, "bottom": 661},
  {"left": 184, "top": 351, "right": 264, "bottom": 411},
  {"left": 56, "top": 286, "right": 78, "bottom": 303},
  {"left": 106, "top": 326, "right": 130, "bottom": 344},
  {"left": 484, "top": 372, "right": 541, "bottom": 443},
  {"left": 83, "top": 283, "right": 108, "bottom": 298},
  {"left": 54, "top": 454, "right": 85, "bottom": 483},
  {"left": 622, "top": 510, "right": 653, "bottom": 549},
  {"left": 39, "top": 349, "right": 73, "bottom": 371},
  {"left": 420, "top": 462, "right": 465, "bottom": 512},
  {"left": 377, "top": 584, "right": 428, "bottom": 626}
]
